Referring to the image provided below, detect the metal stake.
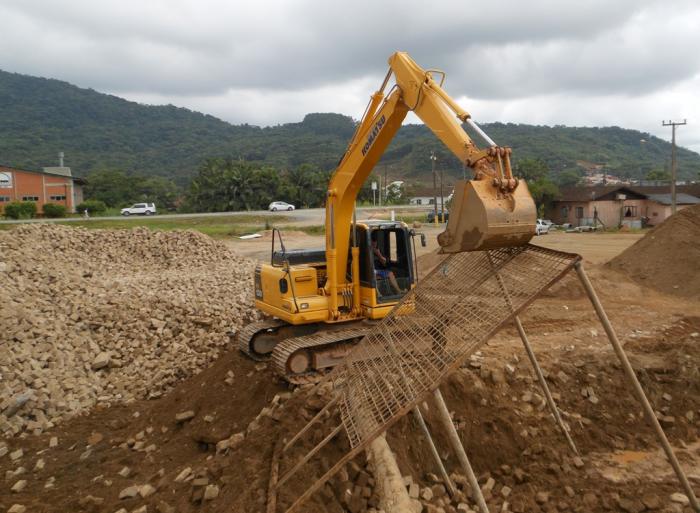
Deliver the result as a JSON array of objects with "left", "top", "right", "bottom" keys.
[
  {"left": 575, "top": 262, "right": 699, "bottom": 512},
  {"left": 486, "top": 252, "right": 579, "bottom": 455},
  {"left": 412, "top": 405, "right": 456, "bottom": 497},
  {"left": 514, "top": 316, "right": 579, "bottom": 455},
  {"left": 267, "top": 439, "right": 284, "bottom": 513},
  {"left": 382, "top": 327, "right": 456, "bottom": 497},
  {"left": 433, "top": 388, "right": 491, "bottom": 513}
]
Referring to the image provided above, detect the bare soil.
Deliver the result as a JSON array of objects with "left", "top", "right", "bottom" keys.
[{"left": 608, "top": 204, "right": 700, "bottom": 299}]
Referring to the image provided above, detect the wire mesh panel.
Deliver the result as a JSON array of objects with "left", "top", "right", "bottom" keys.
[
  {"left": 333, "top": 244, "right": 580, "bottom": 448},
  {"left": 278, "top": 245, "right": 580, "bottom": 512}
]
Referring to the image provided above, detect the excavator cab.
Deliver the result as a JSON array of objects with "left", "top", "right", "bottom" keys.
[
  {"left": 349, "top": 221, "right": 414, "bottom": 304},
  {"left": 365, "top": 223, "right": 414, "bottom": 301}
]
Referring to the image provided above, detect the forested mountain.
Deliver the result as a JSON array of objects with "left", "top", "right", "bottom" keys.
[{"left": 1, "top": 69, "right": 699, "bottom": 186}]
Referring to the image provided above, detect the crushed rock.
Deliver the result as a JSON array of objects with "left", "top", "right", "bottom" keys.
[{"left": 0, "top": 224, "right": 259, "bottom": 437}]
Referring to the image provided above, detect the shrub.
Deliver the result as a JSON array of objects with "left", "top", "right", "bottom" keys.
[
  {"left": 42, "top": 203, "right": 67, "bottom": 218},
  {"left": 3, "top": 201, "right": 37, "bottom": 219},
  {"left": 76, "top": 199, "right": 107, "bottom": 215}
]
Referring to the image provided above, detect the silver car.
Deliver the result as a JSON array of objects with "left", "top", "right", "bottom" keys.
[{"left": 268, "top": 201, "right": 295, "bottom": 212}]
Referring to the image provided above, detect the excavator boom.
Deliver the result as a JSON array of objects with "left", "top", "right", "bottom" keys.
[{"left": 325, "top": 52, "right": 536, "bottom": 295}]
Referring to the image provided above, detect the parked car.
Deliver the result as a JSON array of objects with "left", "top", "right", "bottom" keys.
[
  {"left": 535, "top": 219, "right": 550, "bottom": 235},
  {"left": 269, "top": 201, "right": 295, "bottom": 211},
  {"left": 426, "top": 210, "right": 449, "bottom": 223},
  {"left": 121, "top": 203, "right": 156, "bottom": 216}
]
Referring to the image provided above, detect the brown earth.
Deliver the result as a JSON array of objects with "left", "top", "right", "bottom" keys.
[
  {"left": 607, "top": 204, "right": 700, "bottom": 299},
  {"left": 1, "top": 224, "right": 699, "bottom": 513}
]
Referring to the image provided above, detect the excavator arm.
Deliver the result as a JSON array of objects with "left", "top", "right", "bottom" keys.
[{"left": 324, "top": 51, "right": 536, "bottom": 315}]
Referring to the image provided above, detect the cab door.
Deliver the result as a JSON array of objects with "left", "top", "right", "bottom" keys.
[{"left": 357, "top": 226, "right": 414, "bottom": 315}]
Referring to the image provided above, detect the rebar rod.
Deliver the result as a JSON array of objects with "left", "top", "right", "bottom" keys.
[
  {"left": 283, "top": 394, "right": 339, "bottom": 453},
  {"left": 514, "top": 316, "right": 579, "bottom": 455},
  {"left": 433, "top": 388, "right": 490, "bottom": 513},
  {"left": 278, "top": 424, "right": 343, "bottom": 489},
  {"left": 412, "top": 406, "right": 456, "bottom": 497},
  {"left": 575, "top": 262, "right": 699, "bottom": 512}
]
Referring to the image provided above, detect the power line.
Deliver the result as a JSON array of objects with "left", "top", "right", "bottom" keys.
[{"left": 661, "top": 119, "right": 687, "bottom": 215}]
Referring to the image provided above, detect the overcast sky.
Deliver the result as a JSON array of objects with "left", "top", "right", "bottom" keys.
[{"left": 1, "top": 0, "right": 699, "bottom": 152}]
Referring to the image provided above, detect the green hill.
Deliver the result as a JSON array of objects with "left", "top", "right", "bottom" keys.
[{"left": 1, "top": 69, "right": 698, "bottom": 185}]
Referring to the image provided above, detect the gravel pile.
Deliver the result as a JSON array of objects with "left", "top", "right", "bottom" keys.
[{"left": 0, "top": 224, "right": 259, "bottom": 438}]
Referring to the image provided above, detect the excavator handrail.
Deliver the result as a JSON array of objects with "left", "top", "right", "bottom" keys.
[{"left": 270, "top": 227, "right": 287, "bottom": 266}]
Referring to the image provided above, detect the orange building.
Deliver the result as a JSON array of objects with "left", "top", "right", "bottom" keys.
[{"left": 0, "top": 164, "right": 86, "bottom": 214}]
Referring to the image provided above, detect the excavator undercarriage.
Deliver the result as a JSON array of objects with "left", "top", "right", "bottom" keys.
[{"left": 236, "top": 319, "right": 373, "bottom": 384}]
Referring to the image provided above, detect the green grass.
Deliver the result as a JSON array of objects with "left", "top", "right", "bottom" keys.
[
  {"left": 278, "top": 224, "right": 324, "bottom": 236},
  {"left": 0, "top": 214, "right": 291, "bottom": 239},
  {"left": 394, "top": 213, "right": 429, "bottom": 224},
  {"left": 63, "top": 214, "right": 285, "bottom": 238}
]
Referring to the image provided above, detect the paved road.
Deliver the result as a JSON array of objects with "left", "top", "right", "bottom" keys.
[{"left": 0, "top": 205, "right": 426, "bottom": 225}]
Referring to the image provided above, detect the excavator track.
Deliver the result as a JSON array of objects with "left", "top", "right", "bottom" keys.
[
  {"left": 272, "top": 327, "right": 370, "bottom": 385},
  {"left": 235, "top": 318, "right": 287, "bottom": 361}
]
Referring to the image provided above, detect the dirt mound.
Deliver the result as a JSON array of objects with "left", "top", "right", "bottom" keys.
[
  {"left": 2, "top": 324, "right": 698, "bottom": 513},
  {"left": 0, "top": 224, "right": 259, "bottom": 438},
  {"left": 607, "top": 204, "right": 700, "bottom": 298}
]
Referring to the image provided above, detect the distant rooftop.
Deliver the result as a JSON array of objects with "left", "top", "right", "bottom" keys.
[
  {"left": 556, "top": 184, "right": 700, "bottom": 202},
  {"left": 0, "top": 163, "right": 85, "bottom": 183},
  {"left": 646, "top": 193, "right": 700, "bottom": 205},
  {"left": 42, "top": 166, "right": 72, "bottom": 177}
]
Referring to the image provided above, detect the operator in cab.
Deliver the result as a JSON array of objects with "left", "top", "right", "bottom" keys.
[{"left": 371, "top": 232, "right": 404, "bottom": 296}]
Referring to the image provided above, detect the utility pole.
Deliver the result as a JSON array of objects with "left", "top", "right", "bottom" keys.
[
  {"left": 430, "top": 151, "right": 438, "bottom": 225},
  {"left": 662, "top": 119, "right": 687, "bottom": 215},
  {"left": 439, "top": 168, "right": 444, "bottom": 222},
  {"left": 383, "top": 164, "right": 388, "bottom": 206}
]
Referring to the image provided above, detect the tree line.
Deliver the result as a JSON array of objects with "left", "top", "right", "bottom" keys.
[
  {"left": 83, "top": 160, "right": 336, "bottom": 212},
  {"left": 81, "top": 155, "right": 579, "bottom": 215}
]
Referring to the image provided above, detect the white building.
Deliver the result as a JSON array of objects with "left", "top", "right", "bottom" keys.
[{"left": 408, "top": 186, "right": 452, "bottom": 207}]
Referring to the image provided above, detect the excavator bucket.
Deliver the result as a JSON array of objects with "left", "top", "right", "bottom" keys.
[{"left": 438, "top": 179, "right": 537, "bottom": 253}]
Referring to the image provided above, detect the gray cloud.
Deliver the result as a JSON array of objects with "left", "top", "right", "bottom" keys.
[{"left": 1, "top": 0, "right": 698, "bottom": 151}]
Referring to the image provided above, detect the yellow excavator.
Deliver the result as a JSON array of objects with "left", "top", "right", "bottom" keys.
[{"left": 237, "top": 52, "right": 536, "bottom": 383}]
